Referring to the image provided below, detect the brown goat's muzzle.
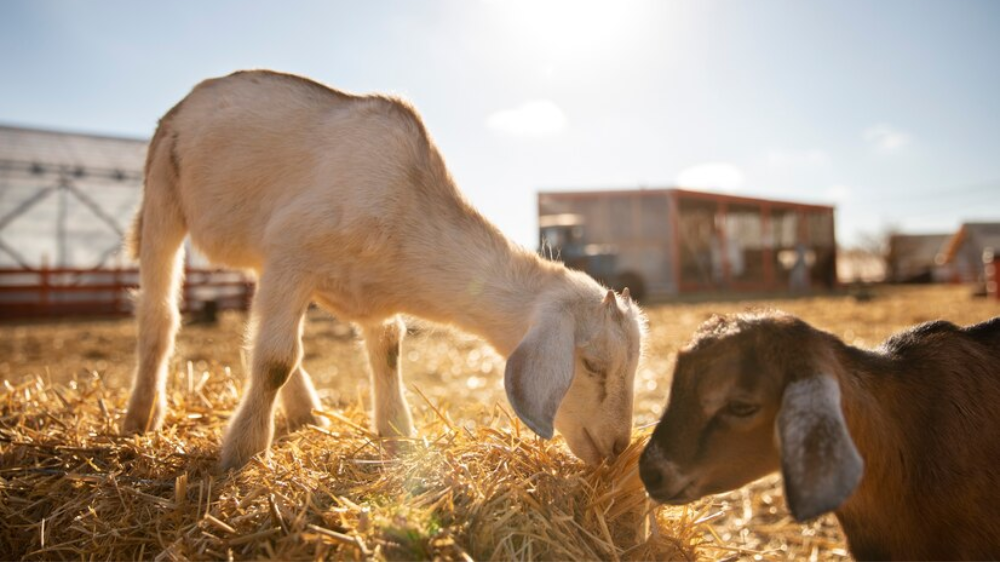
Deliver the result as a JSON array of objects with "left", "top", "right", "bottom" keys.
[{"left": 639, "top": 442, "right": 699, "bottom": 505}]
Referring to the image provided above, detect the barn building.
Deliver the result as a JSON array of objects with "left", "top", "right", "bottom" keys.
[
  {"left": 538, "top": 188, "right": 837, "bottom": 301},
  {"left": 0, "top": 124, "right": 250, "bottom": 318}
]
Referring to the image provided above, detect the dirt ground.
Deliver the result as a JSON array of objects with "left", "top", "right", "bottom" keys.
[{"left": 2, "top": 284, "right": 996, "bottom": 559}]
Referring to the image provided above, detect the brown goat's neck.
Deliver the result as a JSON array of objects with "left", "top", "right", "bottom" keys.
[
  {"left": 833, "top": 344, "right": 899, "bottom": 444},
  {"left": 828, "top": 344, "right": 919, "bottom": 558},
  {"left": 809, "top": 325, "right": 1000, "bottom": 559}
]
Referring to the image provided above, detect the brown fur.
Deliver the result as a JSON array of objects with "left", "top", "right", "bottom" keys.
[{"left": 641, "top": 312, "right": 1000, "bottom": 560}]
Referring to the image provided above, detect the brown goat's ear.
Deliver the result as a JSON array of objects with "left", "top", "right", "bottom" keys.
[
  {"left": 777, "top": 375, "right": 864, "bottom": 522},
  {"left": 504, "top": 310, "right": 576, "bottom": 439}
]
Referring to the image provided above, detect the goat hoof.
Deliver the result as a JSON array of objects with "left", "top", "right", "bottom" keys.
[
  {"left": 218, "top": 428, "right": 273, "bottom": 471},
  {"left": 382, "top": 437, "right": 415, "bottom": 457},
  {"left": 218, "top": 445, "right": 259, "bottom": 472},
  {"left": 121, "top": 405, "right": 165, "bottom": 434},
  {"left": 283, "top": 410, "right": 329, "bottom": 433}
]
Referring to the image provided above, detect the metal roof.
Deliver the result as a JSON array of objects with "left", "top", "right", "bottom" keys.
[
  {"left": 0, "top": 124, "right": 147, "bottom": 179},
  {"left": 888, "top": 233, "right": 950, "bottom": 262},
  {"left": 538, "top": 187, "right": 836, "bottom": 212}
]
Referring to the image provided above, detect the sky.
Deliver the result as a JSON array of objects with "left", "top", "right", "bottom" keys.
[{"left": 2, "top": 0, "right": 999, "bottom": 248}]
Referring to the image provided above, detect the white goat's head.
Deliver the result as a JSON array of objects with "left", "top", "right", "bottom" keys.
[{"left": 504, "top": 285, "right": 645, "bottom": 464}]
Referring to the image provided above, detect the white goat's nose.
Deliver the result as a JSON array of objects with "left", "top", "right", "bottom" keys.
[{"left": 613, "top": 435, "right": 630, "bottom": 457}]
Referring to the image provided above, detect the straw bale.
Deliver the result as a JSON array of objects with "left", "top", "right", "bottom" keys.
[{"left": 0, "top": 369, "right": 712, "bottom": 561}]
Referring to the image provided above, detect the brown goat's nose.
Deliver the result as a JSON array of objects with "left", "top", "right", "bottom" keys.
[{"left": 639, "top": 457, "right": 665, "bottom": 491}]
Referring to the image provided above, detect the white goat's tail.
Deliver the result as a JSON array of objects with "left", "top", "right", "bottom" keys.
[{"left": 125, "top": 197, "right": 144, "bottom": 261}]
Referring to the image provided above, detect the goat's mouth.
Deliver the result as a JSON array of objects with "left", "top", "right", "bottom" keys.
[
  {"left": 639, "top": 460, "right": 700, "bottom": 505},
  {"left": 581, "top": 427, "right": 605, "bottom": 463},
  {"left": 647, "top": 480, "right": 699, "bottom": 505}
]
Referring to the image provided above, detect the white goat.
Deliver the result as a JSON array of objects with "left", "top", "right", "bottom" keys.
[
  {"left": 639, "top": 311, "right": 1000, "bottom": 560},
  {"left": 122, "top": 70, "right": 646, "bottom": 470}
]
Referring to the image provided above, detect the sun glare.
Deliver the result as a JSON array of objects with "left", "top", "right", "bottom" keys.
[{"left": 487, "top": 0, "right": 646, "bottom": 61}]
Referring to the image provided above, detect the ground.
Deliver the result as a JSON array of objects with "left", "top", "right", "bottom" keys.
[{"left": 1, "top": 285, "right": 995, "bottom": 560}]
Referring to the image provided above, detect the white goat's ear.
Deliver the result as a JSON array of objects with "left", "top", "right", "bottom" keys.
[
  {"left": 504, "top": 310, "right": 576, "bottom": 439},
  {"left": 777, "top": 375, "right": 864, "bottom": 522},
  {"left": 621, "top": 287, "right": 631, "bottom": 301}
]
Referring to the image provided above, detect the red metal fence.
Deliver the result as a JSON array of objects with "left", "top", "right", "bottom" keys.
[{"left": 0, "top": 267, "right": 253, "bottom": 319}]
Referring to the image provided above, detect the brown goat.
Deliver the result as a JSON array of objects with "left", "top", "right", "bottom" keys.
[{"left": 639, "top": 311, "right": 1000, "bottom": 560}]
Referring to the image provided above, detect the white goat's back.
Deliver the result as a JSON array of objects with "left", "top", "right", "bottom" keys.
[{"left": 161, "top": 71, "right": 438, "bottom": 273}]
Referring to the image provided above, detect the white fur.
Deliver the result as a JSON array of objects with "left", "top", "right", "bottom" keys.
[{"left": 122, "top": 70, "right": 646, "bottom": 469}]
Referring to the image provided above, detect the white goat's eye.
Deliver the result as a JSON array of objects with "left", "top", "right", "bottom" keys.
[
  {"left": 725, "top": 401, "right": 760, "bottom": 418},
  {"left": 582, "top": 358, "right": 604, "bottom": 374}
]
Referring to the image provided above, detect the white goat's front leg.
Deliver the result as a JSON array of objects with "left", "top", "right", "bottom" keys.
[
  {"left": 362, "top": 317, "right": 414, "bottom": 438},
  {"left": 279, "top": 366, "right": 329, "bottom": 431},
  {"left": 219, "top": 271, "right": 312, "bottom": 470}
]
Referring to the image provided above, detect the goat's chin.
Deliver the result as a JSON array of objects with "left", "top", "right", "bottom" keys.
[{"left": 649, "top": 486, "right": 702, "bottom": 506}]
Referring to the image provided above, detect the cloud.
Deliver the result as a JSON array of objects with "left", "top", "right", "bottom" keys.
[
  {"left": 863, "top": 124, "right": 911, "bottom": 152},
  {"left": 675, "top": 162, "right": 745, "bottom": 192},
  {"left": 486, "top": 100, "right": 567, "bottom": 137}
]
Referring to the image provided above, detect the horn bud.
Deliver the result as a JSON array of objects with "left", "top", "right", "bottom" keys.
[
  {"left": 602, "top": 289, "right": 624, "bottom": 320},
  {"left": 603, "top": 289, "right": 616, "bottom": 306}
]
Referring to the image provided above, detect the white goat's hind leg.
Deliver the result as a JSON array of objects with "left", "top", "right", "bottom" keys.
[
  {"left": 219, "top": 271, "right": 312, "bottom": 470},
  {"left": 279, "top": 365, "right": 329, "bottom": 430},
  {"left": 363, "top": 316, "right": 414, "bottom": 438},
  {"left": 122, "top": 188, "right": 187, "bottom": 433}
]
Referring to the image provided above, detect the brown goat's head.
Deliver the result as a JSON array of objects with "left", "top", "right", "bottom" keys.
[{"left": 639, "top": 311, "right": 863, "bottom": 521}]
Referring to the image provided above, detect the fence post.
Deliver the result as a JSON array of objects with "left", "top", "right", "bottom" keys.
[
  {"left": 40, "top": 260, "right": 50, "bottom": 314},
  {"left": 112, "top": 266, "right": 121, "bottom": 314},
  {"left": 984, "top": 247, "right": 998, "bottom": 301}
]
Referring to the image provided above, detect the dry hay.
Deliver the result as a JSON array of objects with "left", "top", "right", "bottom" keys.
[
  {"left": 1, "top": 368, "right": 717, "bottom": 561},
  {"left": 2, "top": 285, "right": 995, "bottom": 561}
]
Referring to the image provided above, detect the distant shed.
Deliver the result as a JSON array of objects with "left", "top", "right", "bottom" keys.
[
  {"left": 940, "top": 222, "right": 1000, "bottom": 284},
  {"left": 538, "top": 188, "right": 836, "bottom": 300},
  {"left": 885, "top": 233, "right": 950, "bottom": 283}
]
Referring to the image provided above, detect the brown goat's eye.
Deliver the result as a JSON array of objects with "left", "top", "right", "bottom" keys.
[{"left": 725, "top": 401, "right": 760, "bottom": 418}]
